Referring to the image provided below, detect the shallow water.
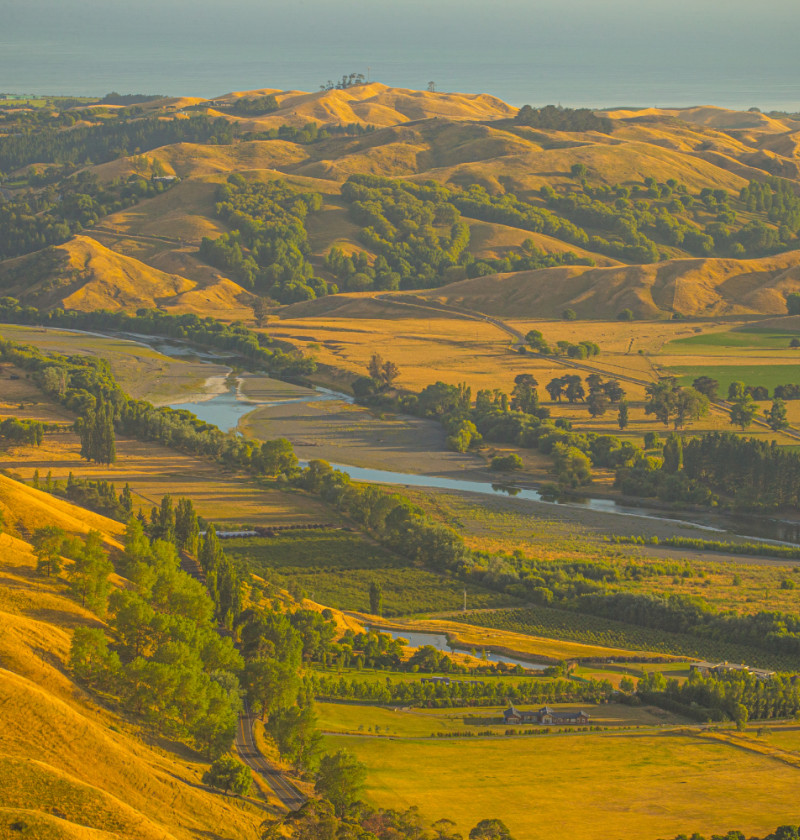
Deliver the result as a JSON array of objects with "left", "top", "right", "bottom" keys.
[{"left": 369, "top": 626, "right": 548, "bottom": 670}]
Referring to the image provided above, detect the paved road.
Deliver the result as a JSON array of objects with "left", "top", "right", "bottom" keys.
[{"left": 235, "top": 706, "right": 306, "bottom": 811}]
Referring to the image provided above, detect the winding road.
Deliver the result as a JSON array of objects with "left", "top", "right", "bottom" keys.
[{"left": 235, "top": 705, "right": 307, "bottom": 811}]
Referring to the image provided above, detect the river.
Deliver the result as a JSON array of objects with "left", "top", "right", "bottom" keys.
[
  {"left": 107, "top": 328, "right": 798, "bottom": 543},
  {"left": 368, "top": 626, "right": 548, "bottom": 671}
]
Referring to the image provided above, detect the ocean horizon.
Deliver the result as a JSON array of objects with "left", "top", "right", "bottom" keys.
[{"left": 2, "top": 0, "right": 799, "bottom": 112}]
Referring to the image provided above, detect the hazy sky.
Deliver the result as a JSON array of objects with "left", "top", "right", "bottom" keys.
[{"left": 1, "top": 0, "right": 798, "bottom": 106}]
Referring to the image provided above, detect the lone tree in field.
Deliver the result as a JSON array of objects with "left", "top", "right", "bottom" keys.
[
  {"left": 786, "top": 292, "right": 800, "bottom": 315},
  {"left": 369, "top": 580, "right": 383, "bottom": 616},
  {"left": 367, "top": 353, "right": 400, "bottom": 389},
  {"left": 469, "top": 818, "right": 516, "bottom": 840},
  {"left": 202, "top": 757, "right": 252, "bottom": 796},
  {"left": 314, "top": 750, "right": 367, "bottom": 816}
]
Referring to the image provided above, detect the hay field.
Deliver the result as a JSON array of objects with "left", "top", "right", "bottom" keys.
[{"left": 327, "top": 730, "right": 800, "bottom": 840}]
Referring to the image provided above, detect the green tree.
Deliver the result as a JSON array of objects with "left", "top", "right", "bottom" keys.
[
  {"left": 368, "top": 580, "right": 383, "bottom": 616},
  {"left": 67, "top": 529, "right": 113, "bottom": 613},
  {"left": 175, "top": 497, "right": 200, "bottom": 553},
  {"left": 32, "top": 525, "right": 65, "bottom": 577},
  {"left": 258, "top": 438, "right": 299, "bottom": 476},
  {"left": 314, "top": 751, "right": 367, "bottom": 816},
  {"left": 469, "top": 819, "right": 515, "bottom": 840},
  {"left": 267, "top": 703, "right": 322, "bottom": 772},
  {"left": 765, "top": 398, "right": 789, "bottom": 431},
  {"left": 617, "top": 399, "right": 629, "bottom": 430},
  {"left": 728, "top": 380, "right": 746, "bottom": 401},
  {"left": 202, "top": 756, "right": 252, "bottom": 796},
  {"left": 562, "top": 308, "right": 577, "bottom": 321},
  {"left": 570, "top": 163, "right": 587, "bottom": 179},
  {"left": 510, "top": 374, "right": 539, "bottom": 414},
  {"left": 730, "top": 395, "right": 758, "bottom": 429},
  {"left": 587, "top": 388, "right": 610, "bottom": 417},
  {"left": 786, "top": 292, "right": 800, "bottom": 315},
  {"left": 662, "top": 432, "right": 683, "bottom": 473},
  {"left": 617, "top": 308, "right": 633, "bottom": 321},
  {"left": 243, "top": 658, "right": 300, "bottom": 719},
  {"left": 69, "top": 626, "right": 120, "bottom": 688},
  {"left": 692, "top": 376, "right": 719, "bottom": 399}
]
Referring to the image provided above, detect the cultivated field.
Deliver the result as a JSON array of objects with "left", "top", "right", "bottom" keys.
[{"left": 326, "top": 730, "right": 800, "bottom": 840}]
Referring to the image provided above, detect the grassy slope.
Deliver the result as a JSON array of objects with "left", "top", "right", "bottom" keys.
[{"left": 0, "top": 479, "right": 265, "bottom": 839}]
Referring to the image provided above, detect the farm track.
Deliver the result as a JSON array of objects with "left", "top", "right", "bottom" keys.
[
  {"left": 377, "top": 294, "right": 800, "bottom": 443},
  {"left": 90, "top": 226, "right": 197, "bottom": 247}
]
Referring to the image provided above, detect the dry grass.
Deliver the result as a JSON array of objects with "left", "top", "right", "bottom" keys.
[
  {"left": 329, "top": 729, "right": 800, "bottom": 839},
  {"left": 0, "top": 491, "right": 268, "bottom": 839}
]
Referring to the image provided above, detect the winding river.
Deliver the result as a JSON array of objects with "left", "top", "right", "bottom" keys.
[{"left": 107, "top": 329, "right": 799, "bottom": 544}]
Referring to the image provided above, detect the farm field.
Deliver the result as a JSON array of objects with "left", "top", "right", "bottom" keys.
[
  {"left": 314, "top": 700, "right": 683, "bottom": 737},
  {"left": 0, "top": 375, "right": 333, "bottom": 527},
  {"left": 323, "top": 730, "right": 800, "bottom": 840},
  {"left": 268, "top": 310, "right": 800, "bottom": 451},
  {"left": 447, "top": 607, "right": 794, "bottom": 671}
]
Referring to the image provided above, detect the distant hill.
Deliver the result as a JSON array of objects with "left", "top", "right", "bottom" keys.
[
  {"left": 0, "top": 236, "right": 252, "bottom": 317},
  {"left": 416, "top": 250, "right": 800, "bottom": 319},
  {"left": 2, "top": 85, "right": 800, "bottom": 320}
]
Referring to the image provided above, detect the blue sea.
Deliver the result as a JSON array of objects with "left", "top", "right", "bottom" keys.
[{"left": 1, "top": 0, "right": 799, "bottom": 112}]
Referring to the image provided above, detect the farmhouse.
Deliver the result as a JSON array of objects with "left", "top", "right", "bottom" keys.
[{"left": 503, "top": 705, "right": 590, "bottom": 725}]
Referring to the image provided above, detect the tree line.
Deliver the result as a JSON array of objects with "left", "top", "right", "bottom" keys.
[{"left": 0, "top": 113, "right": 236, "bottom": 172}]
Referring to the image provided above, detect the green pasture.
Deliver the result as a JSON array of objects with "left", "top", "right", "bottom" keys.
[
  {"left": 667, "top": 364, "right": 800, "bottom": 394},
  {"left": 323, "top": 731, "right": 800, "bottom": 840},
  {"left": 225, "top": 531, "right": 402, "bottom": 571},
  {"left": 663, "top": 328, "right": 800, "bottom": 353},
  {"left": 276, "top": 567, "right": 519, "bottom": 616}
]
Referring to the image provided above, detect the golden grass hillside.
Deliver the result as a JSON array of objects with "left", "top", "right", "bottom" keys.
[
  {"left": 416, "top": 250, "right": 800, "bottom": 319},
  {"left": 0, "top": 481, "right": 266, "bottom": 839},
  {"left": 0, "top": 235, "right": 250, "bottom": 315},
  {"left": 0, "top": 473, "right": 123, "bottom": 548}
]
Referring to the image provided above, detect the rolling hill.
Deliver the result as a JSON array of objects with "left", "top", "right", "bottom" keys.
[
  {"left": 0, "top": 476, "right": 265, "bottom": 840},
  {"left": 2, "top": 85, "right": 800, "bottom": 321}
]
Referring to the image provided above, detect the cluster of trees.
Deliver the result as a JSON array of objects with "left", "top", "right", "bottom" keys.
[
  {"left": 543, "top": 174, "right": 799, "bottom": 261},
  {"left": 71, "top": 516, "right": 244, "bottom": 755},
  {"left": 0, "top": 170, "right": 174, "bottom": 259},
  {"left": 32, "top": 471, "right": 134, "bottom": 521},
  {"left": 263, "top": 796, "right": 519, "bottom": 840},
  {"left": 336, "top": 175, "right": 590, "bottom": 292},
  {"left": 525, "top": 329, "right": 600, "bottom": 359},
  {"left": 0, "top": 416, "right": 46, "bottom": 445},
  {"left": 0, "top": 113, "right": 236, "bottom": 172},
  {"left": 0, "top": 299, "right": 316, "bottom": 378},
  {"left": 245, "top": 122, "right": 376, "bottom": 145},
  {"left": 321, "top": 73, "right": 366, "bottom": 90},
  {"left": 514, "top": 104, "right": 613, "bottom": 133},
  {"left": 640, "top": 668, "right": 800, "bottom": 725},
  {"left": 199, "top": 175, "right": 334, "bottom": 303},
  {"left": 32, "top": 526, "right": 113, "bottom": 611},
  {"left": 644, "top": 376, "right": 709, "bottom": 429},
  {"left": 223, "top": 94, "right": 279, "bottom": 116},
  {"left": 740, "top": 177, "right": 800, "bottom": 235}
]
